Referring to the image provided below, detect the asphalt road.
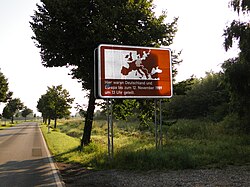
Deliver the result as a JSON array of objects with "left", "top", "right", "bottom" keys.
[{"left": 0, "top": 122, "right": 64, "bottom": 187}]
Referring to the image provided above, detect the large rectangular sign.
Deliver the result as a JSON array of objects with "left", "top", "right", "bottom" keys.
[{"left": 95, "top": 44, "right": 172, "bottom": 98}]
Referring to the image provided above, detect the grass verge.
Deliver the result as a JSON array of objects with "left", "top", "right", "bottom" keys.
[
  {"left": 0, "top": 121, "right": 17, "bottom": 130},
  {"left": 41, "top": 119, "right": 250, "bottom": 170}
]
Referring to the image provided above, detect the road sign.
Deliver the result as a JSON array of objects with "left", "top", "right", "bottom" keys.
[{"left": 95, "top": 44, "right": 173, "bottom": 98}]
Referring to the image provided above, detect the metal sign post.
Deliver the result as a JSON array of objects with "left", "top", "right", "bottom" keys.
[
  {"left": 107, "top": 99, "right": 114, "bottom": 159},
  {"left": 159, "top": 99, "right": 163, "bottom": 149},
  {"left": 154, "top": 99, "right": 158, "bottom": 149},
  {"left": 154, "top": 99, "right": 163, "bottom": 150}
]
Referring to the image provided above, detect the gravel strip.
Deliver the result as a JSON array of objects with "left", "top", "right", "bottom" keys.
[{"left": 57, "top": 163, "right": 250, "bottom": 187}]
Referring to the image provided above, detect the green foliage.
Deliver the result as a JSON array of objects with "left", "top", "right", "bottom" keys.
[
  {"left": 112, "top": 72, "right": 229, "bottom": 129},
  {"left": 42, "top": 119, "right": 250, "bottom": 170},
  {"left": 0, "top": 121, "right": 16, "bottom": 130},
  {"left": 229, "top": 0, "right": 250, "bottom": 14},
  {"left": 222, "top": 113, "right": 250, "bottom": 134},
  {"left": 112, "top": 146, "right": 196, "bottom": 170},
  {"left": 112, "top": 99, "right": 155, "bottom": 130},
  {"left": 21, "top": 106, "right": 33, "bottom": 120},
  {"left": 37, "top": 85, "right": 74, "bottom": 127},
  {"left": 223, "top": 0, "right": 250, "bottom": 132},
  {"left": 164, "top": 73, "right": 229, "bottom": 121},
  {"left": 168, "top": 119, "right": 221, "bottom": 140},
  {"left": 222, "top": 58, "right": 250, "bottom": 118},
  {"left": 0, "top": 70, "right": 12, "bottom": 103},
  {"left": 58, "top": 119, "right": 84, "bottom": 138},
  {"left": 2, "top": 98, "right": 24, "bottom": 124},
  {"left": 0, "top": 70, "right": 9, "bottom": 103},
  {"left": 171, "top": 50, "right": 183, "bottom": 82},
  {"left": 173, "top": 76, "right": 197, "bottom": 95},
  {"left": 41, "top": 124, "right": 80, "bottom": 159},
  {"left": 136, "top": 99, "right": 155, "bottom": 130},
  {"left": 112, "top": 99, "right": 170, "bottom": 131},
  {"left": 37, "top": 93, "right": 52, "bottom": 123},
  {"left": 2, "top": 106, "right": 12, "bottom": 120},
  {"left": 112, "top": 99, "right": 138, "bottom": 121},
  {"left": 30, "top": 0, "right": 178, "bottom": 90}
]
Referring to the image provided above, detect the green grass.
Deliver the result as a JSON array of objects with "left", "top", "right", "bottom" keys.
[
  {"left": 0, "top": 121, "right": 17, "bottom": 130},
  {"left": 41, "top": 118, "right": 250, "bottom": 170},
  {"left": 41, "top": 125, "right": 81, "bottom": 162}
]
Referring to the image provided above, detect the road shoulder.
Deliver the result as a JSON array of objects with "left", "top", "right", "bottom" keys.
[{"left": 39, "top": 124, "right": 66, "bottom": 187}]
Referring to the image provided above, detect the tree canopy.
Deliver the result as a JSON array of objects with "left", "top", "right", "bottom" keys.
[
  {"left": 0, "top": 70, "right": 12, "bottom": 103},
  {"left": 223, "top": 0, "right": 250, "bottom": 132},
  {"left": 37, "top": 85, "right": 74, "bottom": 128},
  {"left": 21, "top": 107, "right": 33, "bottom": 121},
  {"left": 30, "top": 0, "right": 177, "bottom": 88},
  {"left": 163, "top": 73, "right": 229, "bottom": 121},
  {"left": 2, "top": 98, "right": 24, "bottom": 124}
]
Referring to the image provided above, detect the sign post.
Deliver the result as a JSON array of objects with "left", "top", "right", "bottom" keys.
[
  {"left": 154, "top": 99, "right": 163, "bottom": 150},
  {"left": 107, "top": 99, "right": 114, "bottom": 159}
]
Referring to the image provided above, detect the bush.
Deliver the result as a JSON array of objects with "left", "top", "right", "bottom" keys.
[
  {"left": 221, "top": 113, "right": 244, "bottom": 133},
  {"left": 168, "top": 119, "right": 220, "bottom": 140},
  {"left": 113, "top": 147, "right": 196, "bottom": 170}
]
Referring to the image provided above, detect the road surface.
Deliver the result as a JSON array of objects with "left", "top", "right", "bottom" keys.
[{"left": 0, "top": 122, "right": 64, "bottom": 186}]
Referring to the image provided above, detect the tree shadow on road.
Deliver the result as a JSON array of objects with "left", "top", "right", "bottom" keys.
[{"left": 0, "top": 157, "right": 58, "bottom": 187}]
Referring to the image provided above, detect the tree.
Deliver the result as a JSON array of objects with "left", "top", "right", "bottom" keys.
[
  {"left": 37, "top": 85, "right": 74, "bottom": 128},
  {"left": 37, "top": 93, "right": 54, "bottom": 124},
  {"left": 3, "top": 98, "right": 24, "bottom": 124},
  {"left": 2, "top": 106, "right": 12, "bottom": 121},
  {"left": 21, "top": 107, "right": 33, "bottom": 121},
  {"left": 163, "top": 73, "right": 229, "bottom": 121},
  {"left": 37, "top": 94, "right": 49, "bottom": 124},
  {"left": 0, "top": 70, "right": 12, "bottom": 104},
  {"left": 75, "top": 104, "right": 87, "bottom": 118},
  {"left": 173, "top": 76, "right": 197, "bottom": 95},
  {"left": 0, "top": 70, "right": 8, "bottom": 103},
  {"left": 47, "top": 85, "right": 74, "bottom": 128},
  {"left": 223, "top": 0, "right": 250, "bottom": 131},
  {"left": 30, "top": 0, "right": 178, "bottom": 147}
]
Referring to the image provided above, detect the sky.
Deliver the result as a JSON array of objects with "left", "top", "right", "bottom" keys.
[{"left": 0, "top": 0, "right": 239, "bottom": 115}]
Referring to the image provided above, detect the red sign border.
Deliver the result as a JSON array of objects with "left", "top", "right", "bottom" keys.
[{"left": 96, "top": 44, "right": 173, "bottom": 99}]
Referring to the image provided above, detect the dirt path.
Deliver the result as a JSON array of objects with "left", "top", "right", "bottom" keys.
[{"left": 57, "top": 163, "right": 250, "bottom": 187}]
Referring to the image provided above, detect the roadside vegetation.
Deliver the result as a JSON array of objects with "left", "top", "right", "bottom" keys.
[
  {"left": 41, "top": 117, "right": 250, "bottom": 170},
  {"left": 0, "top": 117, "right": 39, "bottom": 130},
  {"left": 0, "top": 121, "right": 16, "bottom": 130}
]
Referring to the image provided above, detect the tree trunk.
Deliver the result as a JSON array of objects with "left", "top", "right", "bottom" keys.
[
  {"left": 81, "top": 88, "right": 96, "bottom": 148},
  {"left": 11, "top": 116, "right": 14, "bottom": 124},
  {"left": 54, "top": 117, "right": 57, "bottom": 129}
]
